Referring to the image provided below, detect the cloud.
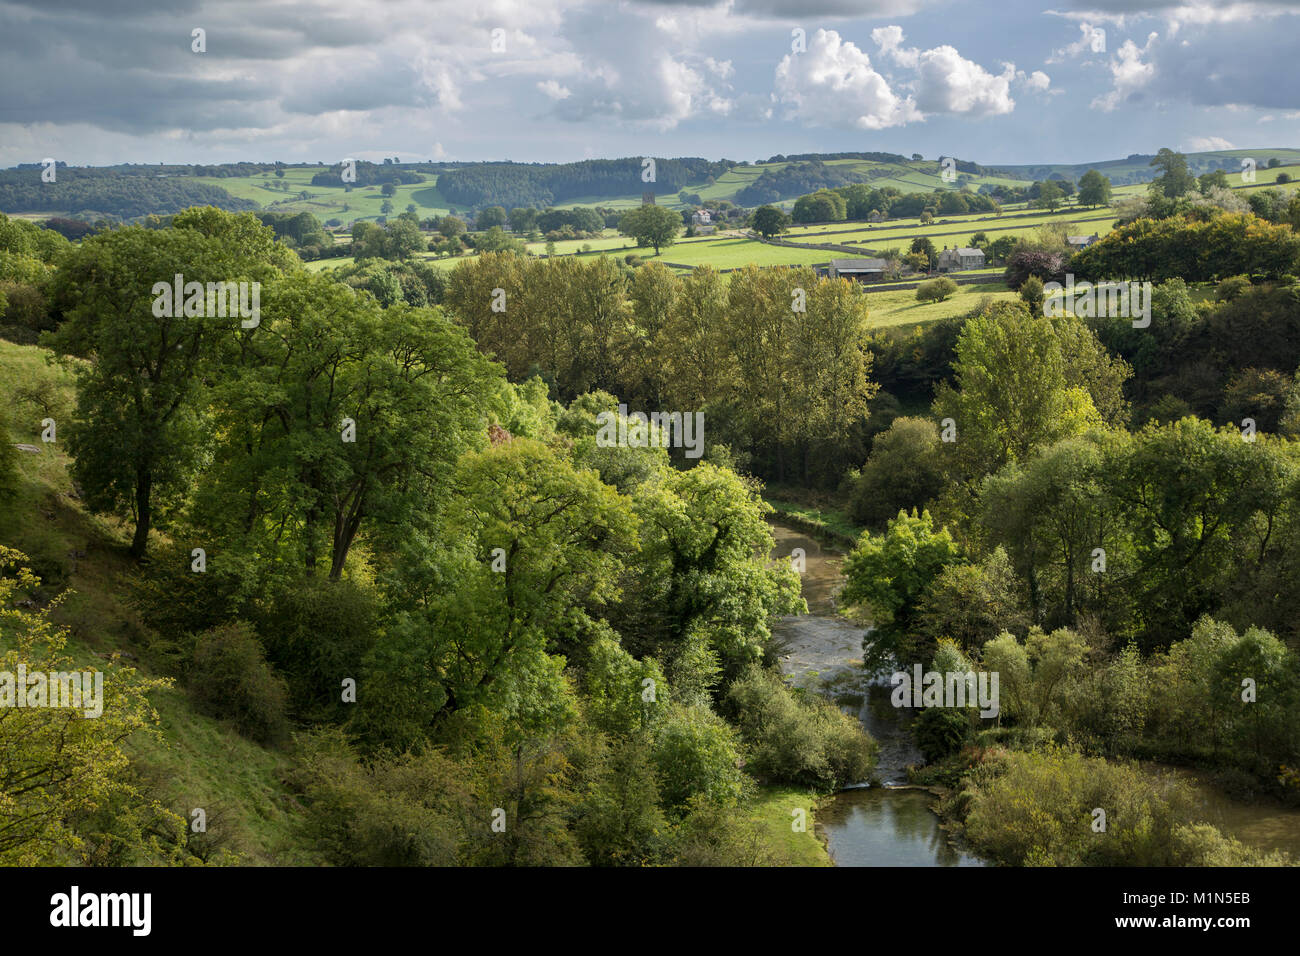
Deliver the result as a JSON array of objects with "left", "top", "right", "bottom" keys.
[
  {"left": 871, "top": 25, "right": 918, "bottom": 67},
  {"left": 913, "top": 45, "right": 1018, "bottom": 115},
  {"left": 1091, "top": 31, "right": 1158, "bottom": 110},
  {"left": 1186, "top": 135, "right": 1235, "bottom": 150},
  {"left": 537, "top": 79, "right": 572, "bottom": 99},
  {"left": 1047, "top": 22, "right": 1110, "bottom": 62},
  {"left": 774, "top": 29, "right": 920, "bottom": 129},
  {"left": 546, "top": 5, "right": 735, "bottom": 129},
  {"left": 1019, "top": 69, "right": 1053, "bottom": 91}
]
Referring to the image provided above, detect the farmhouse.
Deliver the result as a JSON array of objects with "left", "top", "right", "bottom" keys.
[
  {"left": 830, "top": 258, "right": 891, "bottom": 282},
  {"left": 936, "top": 246, "right": 986, "bottom": 272},
  {"left": 691, "top": 208, "right": 716, "bottom": 235}
]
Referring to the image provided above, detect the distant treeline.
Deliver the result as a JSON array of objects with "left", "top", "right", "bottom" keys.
[
  {"left": 309, "top": 162, "right": 426, "bottom": 188},
  {"left": 437, "top": 158, "right": 735, "bottom": 210},
  {"left": 0, "top": 167, "right": 256, "bottom": 219},
  {"left": 765, "top": 151, "right": 909, "bottom": 164}
]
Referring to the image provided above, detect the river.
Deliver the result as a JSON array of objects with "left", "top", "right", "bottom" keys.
[
  {"left": 768, "top": 519, "right": 1300, "bottom": 866},
  {"left": 769, "top": 522, "right": 985, "bottom": 866}
]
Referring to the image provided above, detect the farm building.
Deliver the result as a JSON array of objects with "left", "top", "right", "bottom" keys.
[
  {"left": 829, "top": 258, "right": 892, "bottom": 282},
  {"left": 936, "top": 247, "right": 986, "bottom": 272},
  {"left": 1068, "top": 234, "right": 1100, "bottom": 250}
]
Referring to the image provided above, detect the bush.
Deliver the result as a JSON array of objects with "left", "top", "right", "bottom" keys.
[
  {"left": 187, "top": 622, "right": 290, "bottom": 744},
  {"left": 916, "top": 277, "right": 958, "bottom": 303},
  {"left": 291, "top": 728, "right": 475, "bottom": 866},
  {"left": 914, "top": 707, "right": 970, "bottom": 762},
  {"left": 963, "top": 747, "right": 1216, "bottom": 865},
  {"left": 256, "top": 577, "right": 380, "bottom": 722},
  {"left": 1216, "top": 275, "right": 1251, "bottom": 302},
  {"left": 649, "top": 705, "right": 746, "bottom": 813},
  {"left": 849, "top": 417, "right": 945, "bottom": 526},
  {"left": 1019, "top": 274, "right": 1045, "bottom": 313},
  {"left": 725, "top": 665, "right": 875, "bottom": 789},
  {"left": 1004, "top": 249, "right": 1065, "bottom": 290}
]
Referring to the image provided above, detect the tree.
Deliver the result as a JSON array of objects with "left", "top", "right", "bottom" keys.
[
  {"left": 47, "top": 212, "right": 289, "bottom": 558},
  {"left": 197, "top": 274, "right": 502, "bottom": 580},
  {"left": 910, "top": 237, "right": 936, "bottom": 271},
  {"left": 508, "top": 207, "right": 538, "bottom": 233},
  {"left": 1077, "top": 169, "right": 1112, "bottom": 208},
  {"left": 477, "top": 206, "right": 508, "bottom": 229},
  {"left": 1149, "top": 148, "right": 1197, "bottom": 199},
  {"left": 1198, "top": 169, "right": 1229, "bottom": 195},
  {"left": 1019, "top": 274, "right": 1044, "bottom": 313},
  {"left": 932, "top": 302, "right": 1101, "bottom": 480},
  {"left": 380, "top": 200, "right": 394, "bottom": 215},
  {"left": 618, "top": 205, "right": 681, "bottom": 256},
  {"left": 849, "top": 417, "right": 946, "bottom": 526},
  {"left": 439, "top": 215, "right": 466, "bottom": 239},
  {"left": 0, "top": 548, "right": 177, "bottom": 863},
  {"left": 1033, "top": 181, "right": 1065, "bottom": 211},
  {"left": 841, "top": 509, "right": 963, "bottom": 669},
  {"left": 751, "top": 204, "right": 790, "bottom": 239},
  {"left": 381, "top": 182, "right": 396, "bottom": 197}
]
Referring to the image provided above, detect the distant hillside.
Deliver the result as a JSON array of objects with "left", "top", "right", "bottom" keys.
[
  {"left": 992, "top": 148, "right": 1300, "bottom": 185},
  {"left": 3, "top": 147, "right": 1297, "bottom": 225}
]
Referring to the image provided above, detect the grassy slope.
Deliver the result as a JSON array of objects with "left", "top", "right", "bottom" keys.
[
  {"left": 747, "top": 785, "right": 833, "bottom": 866},
  {"left": 0, "top": 339, "right": 309, "bottom": 865}
]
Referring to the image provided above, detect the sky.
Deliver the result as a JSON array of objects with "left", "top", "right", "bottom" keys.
[{"left": 1, "top": 0, "right": 1298, "bottom": 168}]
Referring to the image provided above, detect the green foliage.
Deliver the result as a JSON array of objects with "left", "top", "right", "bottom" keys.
[
  {"left": 914, "top": 707, "right": 970, "bottom": 762},
  {"left": 0, "top": 548, "right": 179, "bottom": 864},
  {"left": 649, "top": 704, "right": 745, "bottom": 813},
  {"left": 618, "top": 205, "right": 681, "bottom": 255},
  {"left": 916, "top": 277, "right": 958, "bottom": 303},
  {"left": 187, "top": 622, "right": 290, "bottom": 745},
  {"left": 841, "top": 508, "right": 962, "bottom": 669},
  {"left": 962, "top": 746, "right": 1290, "bottom": 866},
  {"left": 725, "top": 665, "right": 875, "bottom": 789},
  {"left": 849, "top": 416, "right": 945, "bottom": 526},
  {"left": 750, "top": 204, "right": 790, "bottom": 238}
]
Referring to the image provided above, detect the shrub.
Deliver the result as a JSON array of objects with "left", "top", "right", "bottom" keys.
[
  {"left": 914, "top": 707, "right": 970, "bottom": 762},
  {"left": 916, "top": 277, "right": 958, "bottom": 302},
  {"left": 187, "top": 622, "right": 290, "bottom": 744},
  {"left": 725, "top": 665, "right": 875, "bottom": 789},
  {"left": 255, "top": 576, "right": 380, "bottom": 722},
  {"left": 1019, "top": 274, "right": 1045, "bottom": 313},
  {"left": 1004, "top": 249, "right": 1065, "bottom": 290},
  {"left": 291, "top": 728, "right": 475, "bottom": 866},
  {"left": 849, "top": 417, "right": 945, "bottom": 526},
  {"left": 649, "top": 705, "right": 745, "bottom": 813},
  {"left": 963, "top": 747, "right": 1213, "bottom": 865}
]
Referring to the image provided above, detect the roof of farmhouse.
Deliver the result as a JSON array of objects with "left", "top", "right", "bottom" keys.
[{"left": 831, "top": 258, "right": 890, "bottom": 271}]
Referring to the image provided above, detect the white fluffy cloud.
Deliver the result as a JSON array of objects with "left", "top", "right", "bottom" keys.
[
  {"left": 775, "top": 27, "right": 1029, "bottom": 130},
  {"left": 774, "top": 29, "right": 921, "bottom": 129},
  {"left": 913, "top": 45, "right": 1018, "bottom": 116}
]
